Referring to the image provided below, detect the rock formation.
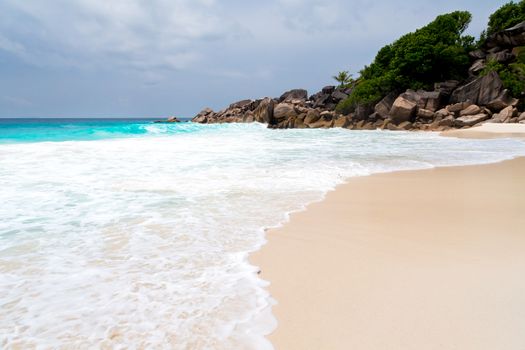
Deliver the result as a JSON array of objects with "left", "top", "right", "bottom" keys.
[
  {"left": 155, "top": 116, "right": 182, "bottom": 123},
  {"left": 192, "top": 22, "right": 525, "bottom": 131}
]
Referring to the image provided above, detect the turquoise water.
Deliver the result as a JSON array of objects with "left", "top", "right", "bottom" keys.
[
  {"left": 0, "top": 118, "right": 192, "bottom": 143},
  {"left": 1, "top": 119, "right": 525, "bottom": 349}
]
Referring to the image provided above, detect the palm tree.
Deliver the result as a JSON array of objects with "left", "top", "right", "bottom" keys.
[{"left": 333, "top": 71, "right": 353, "bottom": 87}]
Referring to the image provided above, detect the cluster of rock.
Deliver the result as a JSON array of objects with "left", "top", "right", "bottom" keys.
[
  {"left": 381, "top": 70, "right": 523, "bottom": 130},
  {"left": 192, "top": 86, "right": 353, "bottom": 129},
  {"left": 192, "top": 22, "right": 525, "bottom": 131},
  {"left": 470, "top": 21, "right": 525, "bottom": 76},
  {"left": 154, "top": 116, "right": 182, "bottom": 123}
]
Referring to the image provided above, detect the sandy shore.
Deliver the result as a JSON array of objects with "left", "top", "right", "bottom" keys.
[
  {"left": 252, "top": 126, "right": 525, "bottom": 350},
  {"left": 442, "top": 123, "right": 525, "bottom": 139}
]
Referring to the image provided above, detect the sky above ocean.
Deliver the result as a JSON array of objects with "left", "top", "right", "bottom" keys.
[{"left": 0, "top": 0, "right": 511, "bottom": 118}]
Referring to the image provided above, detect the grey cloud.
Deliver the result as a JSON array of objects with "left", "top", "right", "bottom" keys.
[
  {"left": 0, "top": 0, "right": 511, "bottom": 117},
  {"left": 0, "top": 0, "right": 237, "bottom": 70}
]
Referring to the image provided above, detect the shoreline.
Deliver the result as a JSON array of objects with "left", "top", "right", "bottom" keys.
[{"left": 251, "top": 125, "right": 525, "bottom": 349}]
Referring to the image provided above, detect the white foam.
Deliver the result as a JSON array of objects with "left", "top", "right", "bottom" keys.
[{"left": 1, "top": 125, "right": 524, "bottom": 349}]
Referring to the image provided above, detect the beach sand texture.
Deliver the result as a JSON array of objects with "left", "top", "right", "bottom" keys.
[
  {"left": 252, "top": 126, "right": 525, "bottom": 350},
  {"left": 442, "top": 123, "right": 525, "bottom": 139}
]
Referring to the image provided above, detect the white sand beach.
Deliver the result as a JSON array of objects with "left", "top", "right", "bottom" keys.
[{"left": 252, "top": 125, "right": 525, "bottom": 349}]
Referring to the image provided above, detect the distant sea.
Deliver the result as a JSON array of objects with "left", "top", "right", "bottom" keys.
[
  {"left": 1, "top": 118, "right": 525, "bottom": 348},
  {"left": 0, "top": 118, "right": 192, "bottom": 143}
]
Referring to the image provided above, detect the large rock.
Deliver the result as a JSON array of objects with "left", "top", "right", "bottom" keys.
[
  {"left": 156, "top": 116, "right": 182, "bottom": 123},
  {"left": 487, "top": 89, "right": 519, "bottom": 111},
  {"left": 438, "top": 116, "right": 456, "bottom": 127},
  {"left": 331, "top": 90, "right": 349, "bottom": 101},
  {"left": 253, "top": 98, "right": 274, "bottom": 123},
  {"left": 304, "top": 109, "right": 321, "bottom": 124},
  {"left": 374, "top": 93, "right": 396, "bottom": 118},
  {"left": 417, "top": 108, "right": 435, "bottom": 120},
  {"left": 390, "top": 95, "right": 417, "bottom": 123},
  {"left": 354, "top": 103, "right": 375, "bottom": 121},
  {"left": 469, "top": 49, "right": 486, "bottom": 60},
  {"left": 398, "top": 121, "right": 413, "bottom": 130},
  {"left": 293, "top": 114, "right": 307, "bottom": 128},
  {"left": 447, "top": 102, "right": 472, "bottom": 114},
  {"left": 229, "top": 99, "right": 252, "bottom": 109},
  {"left": 434, "top": 108, "right": 451, "bottom": 118},
  {"left": 450, "top": 71, "right": 504, "bottom": 106},
  {"left": 417, "top": 90, "right": 442, "bottom": 112},
  {"left": 486, "top": 21, "right": 525, "bottom": 49},
  {"left": 487, "top": 49, "right": 515, "bottom": 64},
  {"left": 469, "top": 59, "right": 486, "bottom": 76},
  {"left": 455, "top": 114, "right": 490, "bottom": 127},
  {"left": 500, "top": 106, "right": 518, "bottom": 122},
  {"left": 243, "top": 112, "right": 255, "bottom": 122},
  {"left": 333, "top": 115, "right": 349, "bottom": 128},
  {"left": 166, "top": 116, "right": 181, "bottom": 122},
  {"left": 459, "top": 104, "right": 482, "bottom": 116},
  {"left": 273, "top": 103, "right": 297, "bottom": 122},
  {"left": 279, "top": 89, "right": 308, "bottom": 103},
  {"left": 192, "top": 107, "right": 215, "bottom": 123},
  {"left": 311, "top": 93, "right": 331, "bottom": 108},
  {"left": 309, "top": 86, "right": 351, "bottom": 111},
  {"left": 488, "top": 106, "right": 518, "bottom": 123},
  {"left": 308, "top": 118, "right": 333, "bottom": 128},
  {"left": 322, "top": 86, "right": 335, "bottom": 94},
  {"left": 434, "top": 80, "right": 459, "bottom": 96}
]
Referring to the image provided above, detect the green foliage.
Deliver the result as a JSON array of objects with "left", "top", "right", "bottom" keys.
[
  {"left": 337, "top": 11, "right": 474, "bottom": 113},
  {"left": 336, "top": 76, "right": 392, "bottom": 114},
  {"left": 486, "top": 1, "right": 525, "bottom": 36},
  {"left": 481, "top": 59, "right": 525, "bottom": 97},
  {"left": 513, "top": 45, "right": 525, "bottom": 63},
  {"left": 332, "top": 71, "right": 353, "bottom": 87}
]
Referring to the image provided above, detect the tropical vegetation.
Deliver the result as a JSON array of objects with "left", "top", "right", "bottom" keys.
[
  {"left": 486, "top": 0, "right": 525, "bottom": 36},
  {"left": 332, "top": 71, "right": 353, "bottom": 87},
  {"left": 336, "top": 11, "right": 475, "bottom": 114}
]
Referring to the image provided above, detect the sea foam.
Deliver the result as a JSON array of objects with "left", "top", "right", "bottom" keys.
[{"left": 1, "top": 122, "right": 524, "bottom": 349}]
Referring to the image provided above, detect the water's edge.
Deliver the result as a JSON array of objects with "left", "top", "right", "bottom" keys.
[
  {"left": 2, "top": 123, "right": 525, "bottom": 349},
  {"left": 248, "top": 137, "right": 525, "bottom": 348}
]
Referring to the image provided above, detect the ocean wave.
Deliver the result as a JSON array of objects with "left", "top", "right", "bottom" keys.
[{"left": 1, "top": 124, "right": 524, "bottom": 348}]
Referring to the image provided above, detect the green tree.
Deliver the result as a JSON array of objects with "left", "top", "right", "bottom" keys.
[
  {"left": 332, "top": 71, "right": 353, "bottom": 87},
  {"left": 337, "top": 11, "right": 474, "bottom": 114},
  {"left": 486, "top": 1, "right": 525, "bottom": 36},
  {"left": 481, "top": 58, "right": 525, "bottom": 97}
]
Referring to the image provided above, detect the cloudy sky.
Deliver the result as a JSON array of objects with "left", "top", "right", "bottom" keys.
[{"left": 0, "top": 0, "right": 510, "bottom": 117}]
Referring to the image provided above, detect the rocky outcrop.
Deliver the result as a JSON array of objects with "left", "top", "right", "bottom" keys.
[
  {"left": 486, "top": 90, "right": 519, "bottom": 111},
  {"left": 455, "top": 114, "right": 490, "bottom": 127},
  {"left": 485, "top": 21, "right": 525, "bottom": 49},
  {"left": 279, "top": 89, "right": 308, "bottom": 103},
  {"left": 488, "top": 106, "right": 518, "bottom": 123},
  {"left": 309, "top": 85, "right": 351, "bottom": 110},
  {"left": 390, "top": 95, "right": 417, "bottom": 123},
  {"left": 374, "top": 93, "right": 396, "bottom": 118},
  {"left": 191, "top": 24, "right": 524, "bottom": 132},
  {"left": 450, "top": 71, "right": 504, "bottom": 106},
  {"left": 154, "top": 116, "right": 182, "bottom": 123},
  {"left": 251, "top": 98, "right": 274, "bottom": 123},
  {"left": 459, "top": 104, "right": 482, "bottom": 116}
]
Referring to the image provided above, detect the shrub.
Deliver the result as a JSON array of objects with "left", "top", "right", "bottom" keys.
[
  {"left": 486, "top": 1, "right": 525, "bottom": 36},
  {"left": 481, "top": 59, "right": 525, "bottom": 97},
  {"left": 333, "top": 71, "right": 353, "bottom": 87},
  {"left": 337, "top": 11, "right": 474, "bottom": 113}
]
